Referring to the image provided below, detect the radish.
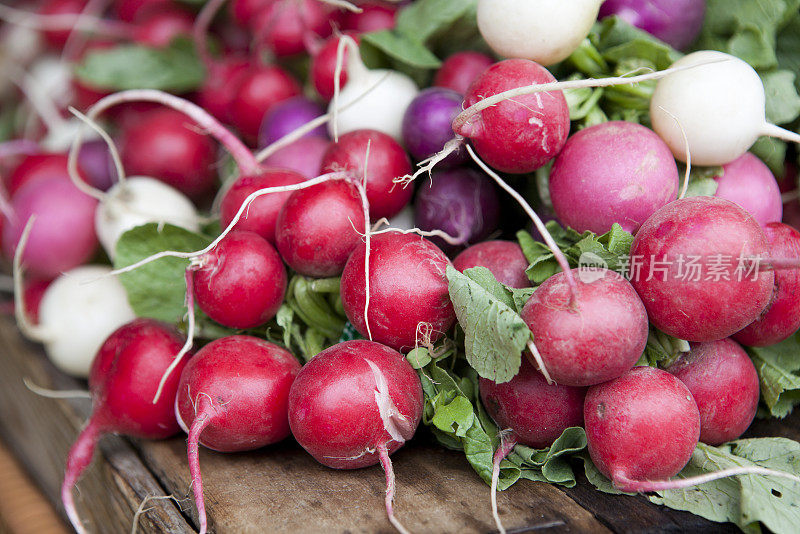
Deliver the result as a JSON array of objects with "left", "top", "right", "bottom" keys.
[
  {"left": 452, "top": 240, "right": 531, "bottom": 289},
  {"left": 252, "top": 0, "right": 334, "bottom": 58},
  {"left": 119, "top": 107, "right": 218, "bottom": 199},
  {"left": 401, "top": 87, "right": 467, "bottom": 167},
  {"left": 320, "top": 129, "right": 413, "bottom": 219},
  {"left": 712, "top": 152, "right": 782, "bottom": 227},
  {"left": 62, "top": 318, "right": 190, "bottom": 533},
  {"left": 340, "top": 232, "right": 455, "bottom": 351},
  {"left": 6, "top": 152, "right": 88, "bottom": 196},
  {"left": 131, "top": 3, "right": 193, "bottom": 47},
  {"left": 341, "top": 1, "right": 397, "bottom": 32},
  {"left": 454, "top": 59, "right": 570, "bottom": 174},
  {"left": 599, "top": 0, "right": 706, "bottom": 51},
  {"left": 650, "top": 51, "right": 800, "bottom": 166},
  {"left": 327, "top": 36, "right": 418, "bottom": 141},
  {"left": 37, "top": 0, "right": 88, "bottom": 49},
  {"left": 665, "top": 339, "right": 760, "bottom": 446},
  {"left": 219, "top": 169, "right": 308, "bottom": 244},
  {"left": 275, "top": 178, "right": 366, "bottom": 277},
  {"left": 191, "top": 230, "right": 287, "bottom": 329},
  {"left": 477, "top": 0, "right": 603, "bottom": 66},
  {"left": 548, "top": 121, "right": 679, "bottom": 234},
  {"left": 77, "top": 139, "right": 115, "bottom": 192},
  {"left": 433, "top": 51, "right": 494, "bottom": 95},
  {"left": 629, "top": 196, "right": 775, "bottom": 342},
  {"left": 734, "top": 222, "right": 800, "bottom": 347},
  {"left": 480, "top": 358, "right": 586, "bottom": 533},
  {"left": 288, "top": 339, "right": 423, "bottom": 532},
  {"left": 258, "top": 96, "right": 327, "bottom": 148},
  {"left": 310, "top": 33, "right": 358, "bottom": 102},
  {"left": 175, "top": 335, "right": 300, "bottom": 534},
  {"left": 520, "top": 268, "right": 649, "bottom": 386}
]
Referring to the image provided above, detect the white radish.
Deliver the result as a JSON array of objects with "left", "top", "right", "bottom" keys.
[
  {"left": 477, "top": 0, "right": 603, "bottom": 66},
  {"left": 651, "top": 50, "right": 800, "bottom": 166},
  {"left": 95, "top": 176, "right": 200, "bottom": 260},
  {"left": 327, "top": 37, "right": 418, "bottom": 141}
]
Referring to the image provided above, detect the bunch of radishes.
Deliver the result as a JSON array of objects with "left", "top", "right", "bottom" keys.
[{"left": 2, "top": 0, "right": 800, "bottom": 533}]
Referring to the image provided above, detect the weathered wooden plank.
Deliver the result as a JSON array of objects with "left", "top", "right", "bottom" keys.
[{"left": 0, "top": 320, "right": 194, "bottom": 534}]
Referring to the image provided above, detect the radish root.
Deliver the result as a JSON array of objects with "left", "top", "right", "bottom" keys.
[
  {"left": 655, "top": 106, "right": 691, "bottom": 200},
  {"left": 491, "top": 432, "right": 519, "bottom": 534},
  {"left": 187, "top": 402, "right": 214, "bottom": 534},
  {"left": 13, "top": 216, "right": 48, "bottom": 342},
  {"left": 526, "top": 340, "right": 553, "bottom": 385},
  {"left": 377, "top": 442, "right": 411, "bottom": 534},
  {"left": 62, "top": 418, "right": 103, "bottom": 534},
  {"left": 22, "top": 377, "right": 91, "bottom": 399},
  {"left": 614, "top": 465, "right": 800, "bottom": 493}
]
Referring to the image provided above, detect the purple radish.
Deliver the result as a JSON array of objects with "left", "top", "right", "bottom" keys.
[
  {"left": 599, "top": 0, "right": 706, "bottom": 50},
  {"left": 401, "top": 87, "right": 467, "bottom": 167},
  {"left": 258, "top": 96, "right": 327, "bottom": 148}
]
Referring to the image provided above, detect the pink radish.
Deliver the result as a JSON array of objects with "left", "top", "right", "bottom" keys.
[
  {"left": 62, "top": 318, "right": 191, "bottom": 533},
  {"left": 175, "top": 335, "right": 300, "bottom": 534},
  {"left": 288, "top": 340, "right": 422, "bottom": 533},
  {"left": 434, "top": 51, "right": 494, "bottom": 95},
  {"left": 452, "top": 241, "right": 531, "bottom": 289},
  {"left": 665, "top": 339, "right": 760, "bottom": 445},
  {"left": 712, "top": 152, "right": 782, "bottom": 228}
]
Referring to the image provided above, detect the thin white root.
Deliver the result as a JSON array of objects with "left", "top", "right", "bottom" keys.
[
  {"left": 7, "top": 62, "right": 67, "bottom": 134},
  {"left": 368, "top": 226, "right": 463, "bottom": 246},
  {"left": 23, "top": 377, "right": 91, "bottom": 399},
  {"left": 332, "top": 35, "right": 358, "bottom": 142},
  {"left": 527, "top": 339, "right": 552, "bottom": 384},
  {"left": 13, "top": 216, "right": 47, "bottom": 342},
  {"left": 353, "top": 179, "right": 374, "bottom": 341},
  {"left": 394, "top": 137, "right": 465, "bottom": 188},
  {"left": 316, "top": 0, "right": 363, "bottom": 12},
  {"left": 491, "top": 432, "right": 518, "bottom": 534},
  {"left": 68, "top": 106, "right": 126, "bottom": 188},
  {"left": 761, "top": 122, "right": 800, "bottom": 145},
  {"left": 131, "top": 494, "right": 184, "bottom": 534},
  {"left": 377, "top": 443, "right": 411, "bottom": 534},
  {"left": 656, "top": 106, "right": 691, "bottom": 199}
]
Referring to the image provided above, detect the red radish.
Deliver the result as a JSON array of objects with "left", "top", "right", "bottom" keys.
[
  {"left": 62, "top": 318, "right": 190, "bottom": 533},
  {"left": 549, "top": 121, "right": 679, "bottom": 234},
  {"left": 228, "top": 65, "right": 302, "bottom": 144},
  {"left": 192, "top": 230, "right": 287, "bottom": 329},
  {"left": 288, "top": 340, "right": 422, "bottom": 532},
  {"left": 252, "top": 0, "right": 334, "bottom": 57},
  {"left": 434, "top": 51, "right": 494, "bottom": 95},
  {"left": 262, "top": 137, "right": 330, "bottom": 178},
  {"left": 229, "top": 0, "right": 272, "bottom": 28},
  {"left": 114, "top": 0, "right": 170, "bottom": 22},
  {"left": 275, "top": 178, "right": 366, "bottom": 277},
  {"left": 712, "top": 152, "right": 782, "bottom": 227},
  {"left": 455, "top": 59, "right": 569, "bottom": 174},
  {"left": 22, "top": 277, "right": 52, "bottom": 325},
  {"left": 584, "top": 366, "right": 700, "bottom": 492},
  {"left": 120, "top": 108, "right": 218, "bottom": 199},
  {"left": 311, "top": 33, "right": 358, "bottom": 101},
  {"left": 220, "top": 169, "right": 308, "bottom": 244},
  {"left": 342, "top": 1, "right": 397, "bottom": 32},
  {"left": 196, "top": 55, "right": 250, "bottom": 122},
  {"left": 3, "top": 176, "right": 98, "bottom": 279},
  {"left": 734, "top": 222, "right": 800, "bottom": 346},
  {"left": 629, "top": 196, "right": 774, "bottom": 342},
  {"left": 321, "top": 129, "right": 413, "bottom": 219},
  {"left": 37, "top": 0, "right": 88, "bottom": 49},
  {"left": 175, "top": 335, "right": 300, "bottom": 534},
  {"left": 131, "top": 3, "right": 194, "bottom": 47},
  {"left": 340, "top": 232, "right": 456, "bottom": 351},
  {"left": 452, "top": 240, "right": 531, "bottom": 289},
  {"left": 520, "top": 268, "right": 648, "bottom": 386},
  {"left": 665, "top": 339, "right": 759, "bottom": 445},
  {"left": 6, "top": 152, "right": 88, "bottom": 196}
]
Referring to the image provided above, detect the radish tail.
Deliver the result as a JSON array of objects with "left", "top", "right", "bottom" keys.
[
  {"left": 153, "top": 267, "right": 196, "bottom": 404},
  {"left": 491, "top": 433, "right": 518, "bottom": 534},
  {"left": 192, "top": 0, "right": 226, "bottom": 68},
  {"left": 613, "top": 466, "right": 800, "bottom": 493},
  {"left": 0, "top": 139, "right": 39, "bottom": 160},
  {"left": 62, "top": 418, "right": 103, "bottom": 534},
  {"left": 761, "top": 122, "right": 800, "bottom": 146},
  {"left": 187, "top": 406, "right": 213, "bottom": 534},
  {"left": 377, "top": 443, "right": 410, "bottom": 534}
]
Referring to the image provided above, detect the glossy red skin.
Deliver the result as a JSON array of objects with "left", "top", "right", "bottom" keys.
[
  {"left": 193, "top": 231, "right": 287, "bottom": 329},
  {"left": 549, "top": 121, "right": 679, "bottom": 234},
  {"left": 665, "top": 339, "right": 759, "bottom": 445},
  {"left": 452, "top": 240, "right": 531, "bottom": 289},
  {"left": 229, "top": 65, "right": 302, "bottom": 144},
  {"left": 120, "top": 108, "right": 217, "bottom": 198},
  {"left": 220, "top": 169, "right": 307, "bottom": 244},
  {"left": 90, "top": 318, "right": 189, "bottom": 438},
  {"left": 114, "top": 0, "right": 169, "bottom": 22},
  {"left": 480, "top": 358, "right": 585, "bottom": 448},
  {"left": 230, "top": 0, "right": 273, "bottom": 28},
  {"left": 253, "top": 0, "right": 334, "bottom": 57},
  {"left": 2, "top": 176, "right": 98, "bottom": 279},
  {"left": 457, "top": 59, "right": 569, "bottom": 174},
  {"left": 321, "top": 129, "right": 413, "bottom": 219},
  {"left": 734, "top": 223, "right": 800, "bottom": 346},
  {"left": 712, "top": 153, "right": 782, "bottom": 228},
  {"left": 262, "top": 137, "right": 330, "bottom": 178},
  {"left": 310, "top": 33, "right": 358, "bottom": 101},
  {"left": 38, "top": 0, "right": 87, "bottom": 49},
  {"left": 521, "top": 269, "right": 648, "bottom": 387},
  {"left": 342, "top": 2, "right": 397, "bottom": 32},
  {"left": 433, "top": 51, "right": 494, "bottom": 95},
  {"left": 6, "top": 153, "right": 87, "bottom": 196},
  {"left": 196, "top": 57, "right": 251, "bottom": 122},
  {"left": 175, "top": 336, "right": 300, "bottom": 452},
  {"left": 630, "top": 197, "right": 774, "bottom": 342},
  {"left": 23, "top": 278, "right": 52, "bottom": 324},
  {"left": 275, "top": 179, "right": 365, "bottom": 277},
  {"left": 288, "top": 340, "right": 423, "bottom": 469},
  {"left": 340, "top": 232, "right": 456, "bottom": 351},
  {"left": 132, "top": 4, "right": 194, "bottom": 47},
  {"left": 585, "top": 366, "right": 700, "bottom": 482}
]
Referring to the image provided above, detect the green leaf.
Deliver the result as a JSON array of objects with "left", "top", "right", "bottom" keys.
[
  {"left": 751, "top": 137, "right": 788, "bottom": 177},
  {"left": 74, "top": 38, "right": 205, "bottom": 93},
  {"left": 762, "top": 69, "right": 800, "bottom": 124},
  {"left": 684, "top": 177, "right": 719, "bottom": 198},
  {"left": 509, "top": 428, "right": 588, "bottom": 487},
  {"left": 360, "top": 31, "right": 442, "bottom": 69},
  {"left": 114, "top": 224, "right": 211, "bottom": 323},
  {"left": 462, "top": 267, "right": 515, "bottom": 308},
  {"left": 747, "top": 332, "right": 800, "bottom": 418},
  {"left": 406, "top": 347, "right": 432, "bottom": 369},
  {"left": 446, "top": 266, "right": 530, "bottom": 383},
  {"left": 395, "top": 0, "right": 477, "bottom": 44}
]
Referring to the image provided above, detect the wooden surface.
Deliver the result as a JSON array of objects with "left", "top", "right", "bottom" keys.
[{"left": 1, "top": 317, "right": 791, "bottom": 533}]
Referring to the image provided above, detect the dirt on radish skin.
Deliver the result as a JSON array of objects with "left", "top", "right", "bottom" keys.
[
  {"left": 665, "top": 338, "right": 759, "bottom": 446},
  {"left": 62, "top": 318, "right": 191, "bottom": 533},
  {"left": 175, "top": 335, "right": 300, "bottom": 534},
  {"left": 340, "top": 232, "right": 456, "bottom": 352}
]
